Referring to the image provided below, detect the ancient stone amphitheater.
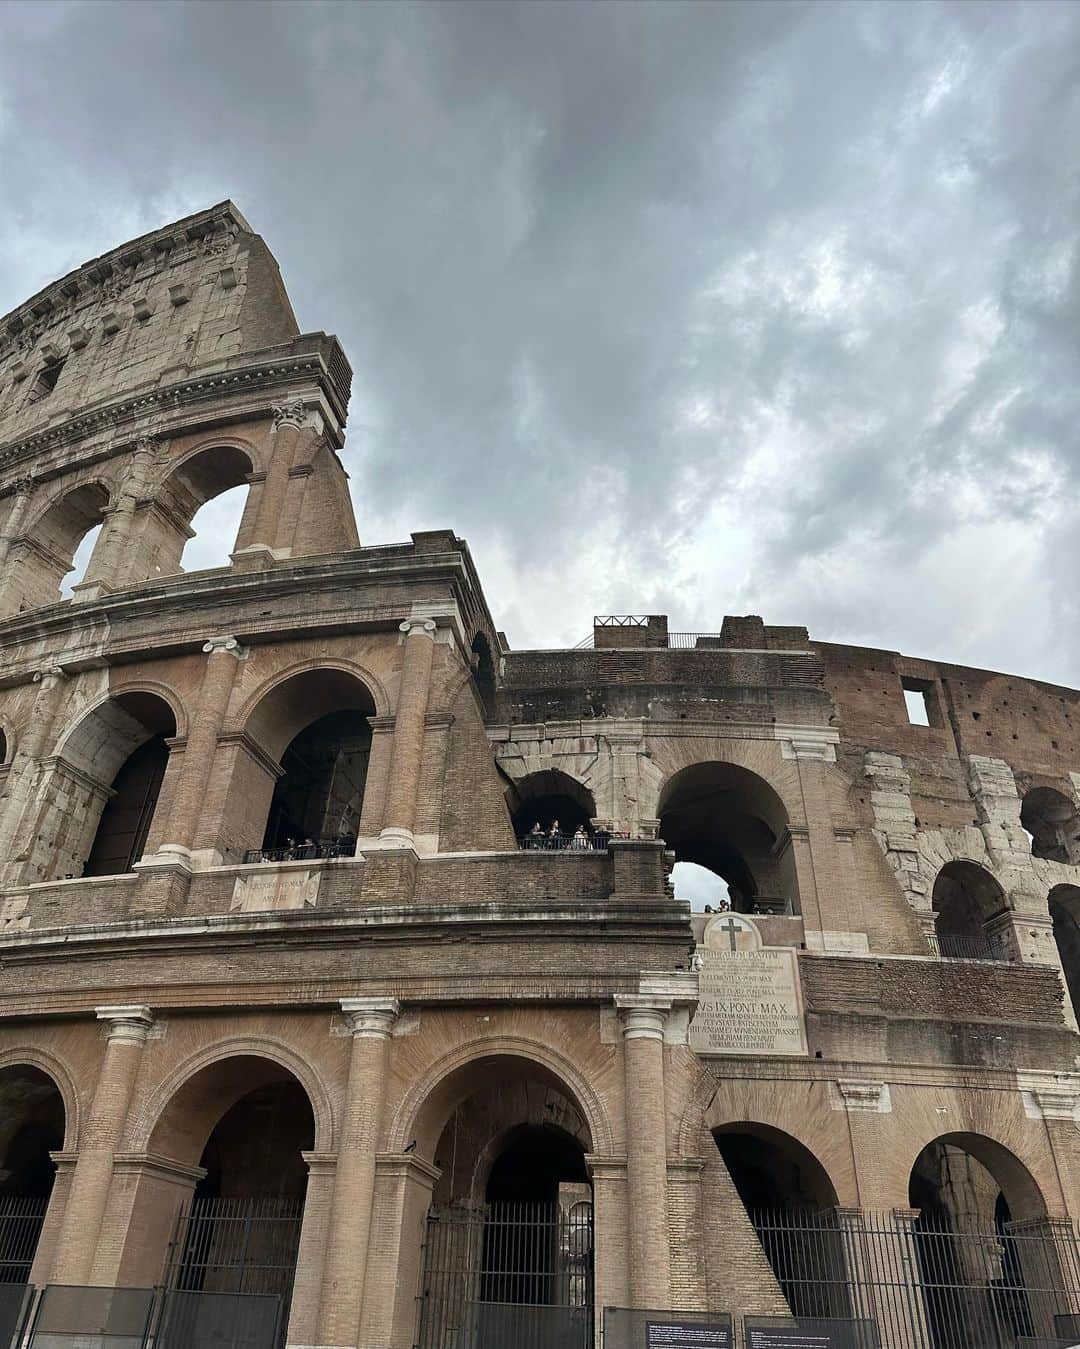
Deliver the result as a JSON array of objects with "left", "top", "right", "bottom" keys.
[{"left": 0, "top": 202, "right": 1076, "bottom": 1349}]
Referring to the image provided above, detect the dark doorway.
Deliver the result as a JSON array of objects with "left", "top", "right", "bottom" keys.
[
  {"left": 167, "top": 1075, "right": 314, "bottom": 1347},
  {"left": 714, "top": 1126, "right": 844, "bottom": 1320},
  {"left": 0, "top": 1066, "right": 65, "bottom": 1283},
  {"left": 262, "top": 709, "right": 371, "bottom": 850},
  {"left": 84, "top": 734, "right": 169, "bottom": 877}
]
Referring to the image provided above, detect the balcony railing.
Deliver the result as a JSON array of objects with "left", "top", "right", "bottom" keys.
[
  {"left": 517, "top": 831, "right": 616, "bottom": 852},
  {"left": 927, "top": 931, "right": 1012, "bottom": 962},
  {"left": 243, "top": 840, "right": 357, "bottom": 864}
]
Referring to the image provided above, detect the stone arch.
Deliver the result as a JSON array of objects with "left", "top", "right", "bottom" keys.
[
  {"left": 1022, "top": 786, "right": 1080, "bottom": 865},
  {"left": 150, "top": 441, "right": 258, "bottom": 576},
  {"left": 45, "top": 689, "right": 178, "bottom": 879},
  {"left": 387, "top": 1036, "right": 615, "bottom": 1161},
  {"left": 0, "top": 1048, "right": 79, "bottom": 1151},
  {"left": 658, "top": 760, "right": 799, "bottom": 915},
  {"left": 506, "top": 768, "right": 598, "bottom": 841},
  {"left": 235, "top": 658, "right": 389, "bottom": 748},
  {"left": 907, "top": 1130, "right": 1048, "bottom": 1224},
  {"left": 1048, "top": 884, "right": 1080, "bottom": 1020},
  {"left": 15, "top": 479, "right": 112, "bottom": 609},
  {"left": 236, "top": 664, "right": 381, "bottom": 854},
  {"left": 130, "top": 1037, "right": 334, "bottom": 1157},
  {"left": 711, "top": 1120, "right": 840, "bottom": 1212},
  {"left": 931, "top": 860, "right": 1007, "bottom": 957},
  {"left": 105, "top": 679, "right": 189, "bottom": 740}
]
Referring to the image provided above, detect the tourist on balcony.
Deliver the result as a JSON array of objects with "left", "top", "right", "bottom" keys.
[
  {"left": 527, "top": 821, "right": 544, "bottom": 849},
  {"left": 571, "top": 825, "right": 589, "bottom": 850},
  {"left": 548, "top": 819, "right": 562, "bottom": 849}
]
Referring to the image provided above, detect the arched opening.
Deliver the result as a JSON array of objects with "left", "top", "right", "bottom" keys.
[
  {"left": 244, "top": 669, "right": 377, "bottom": 861},
  {"left": 931, "top": 862, "right": 1007, "bottom": 961},
  {"left": 163, "top": 447, "right": 254, "bottom": 575},
  {"left": 21, "top": 482, "right": 110, "bottom": 610},
  {"left": 1021, "top": 787, "right": 1080, "bottom": 865},
  {"left": 0, "top": 728, "right": 7, "bottom": 764},
  {"left": 54, "top": 691, "right": 177, "bottom": 880},
  {"left": 713, "top": 1124, "right": 843, "bottom": 1320},
  {"left": 0, "top": 1064, "right": 66, "bottom": 1282},
  {"left": 659, "top": 762, "right": 799, "bottom": 915},
  {"left": 1049, "top": 885, "right": 1080, "bottom": 1023},
  {"left": 908, "top": 1134, "right": 1048, "bottom": 1347},
  {"left": 470, "top": 633, "right": 496, "bottom": 719},
  {"left": 507, "top": 770, "right": 598, "bottom": 851},
  {"left": 146, "top": 1056, "right": 316, "bottom": 1337},
  {"left": 416, "top": 1056, "right": 594, "bottom": 1349}
]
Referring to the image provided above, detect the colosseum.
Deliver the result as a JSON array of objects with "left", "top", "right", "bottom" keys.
[{"left": 0, "top": 201, "right": 1075, "bottom": 1349}]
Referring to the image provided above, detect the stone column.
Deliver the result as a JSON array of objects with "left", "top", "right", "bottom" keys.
[
  {"left": 0, "top": 475, "right": 34, "bottom": 576},
  {"left": 285, "top": 1152, "right": 337, "bottom": 1349},
  {"left": 614, "top": 995, "right": 673, "bottom": 1309},
  {"left": 317, "top": 997, "right": 400, "bottom": 1348},
  {"left": 155, "top": 636, "right": 244, "bottom": 859},
  {"left": 784, "top": 736, "right": 858, "bottom": 947},
  {"left": 51, "top": 1006, "right": 154, "bottom": 1286},
  {"left": 379, "top": 620, "right": 437, "bottom": 848},
  {"left": 586, "top": 1156, "right": 630, "bottom": 1338},
  {"left": 0, "top": 664, "right": 69, "bottom": 882},
  {"left": 242, "top": 398, "right": 310, "bottom": 560},
  {"left": 74, "top": 435, "right": 163, "bottom": 598}
]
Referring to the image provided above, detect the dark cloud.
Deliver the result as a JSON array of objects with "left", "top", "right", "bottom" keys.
[{"left": 2, "top": 0, "right": 1078, "bottom": 681}]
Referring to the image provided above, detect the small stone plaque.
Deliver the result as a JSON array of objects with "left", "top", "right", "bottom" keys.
[
  {"left": 689, "top": 914, "right": 808, "bottom": 1057},
  {"left": 231, "top": 868, "right": 320, "bottom": 914}
]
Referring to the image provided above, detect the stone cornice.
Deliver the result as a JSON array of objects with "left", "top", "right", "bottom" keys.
[
  {"left": 0, "top": 551, "right": 487, "bottom": 683},
  {"left": 0, "top": 339, "right": 349, "bottom": 476}
]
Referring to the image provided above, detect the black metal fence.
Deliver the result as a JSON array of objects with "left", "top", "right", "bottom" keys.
[
  {"left": 743, "top": 1209, "right": 1080, "bottom": 1349},
  {"left": 0, "top": 1195, "right": 47, "bottom": 1284},
  {"left": 243, "top": 839, "right": 357, "bottom": 864},
  {"left": 163, "top": 1195, "right": 304, "bottom": 1347},
  {"left": 926, "top": 932, "right": 1013, "bottom": 962},
  {"left": 417, "top": 1202, "right": 594, "bottom": 1349},
  {"left": 518, "top": 831, "right": 615, "bottom": 852}
]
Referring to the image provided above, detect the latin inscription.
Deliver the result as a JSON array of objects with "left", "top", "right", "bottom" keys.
[{"left": 690, "top": 944, "right": 807, "bottom": 1057}]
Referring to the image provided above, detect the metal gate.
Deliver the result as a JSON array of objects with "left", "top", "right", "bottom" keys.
[
  {"left": 163, "top": 1196, "right": 304, "bottom": 1347},
  {"left": 417, "top": 1201, "right": 594, "bottom": 1349},
  {"left": 0, "top": 1195, "right": 47, "bottom": 1284}
]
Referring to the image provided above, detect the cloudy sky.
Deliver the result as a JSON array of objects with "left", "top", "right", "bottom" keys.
[{"left": 2, "top": 0, "right": 1079, "bottom": 684}]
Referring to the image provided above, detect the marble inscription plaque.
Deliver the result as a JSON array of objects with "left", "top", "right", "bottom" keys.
[
  {"left": 690, "top": 913, "right": 808, "bottom": 1057},
  {"left": 231, "top": 868, "right": 320, "bottom": 914}
]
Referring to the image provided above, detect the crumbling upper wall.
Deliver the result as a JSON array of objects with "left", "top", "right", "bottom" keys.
[{"left": 0, "top": 201, "right": 299, "bottom": 449}]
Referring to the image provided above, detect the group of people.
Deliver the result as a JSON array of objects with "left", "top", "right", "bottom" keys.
[
  {"left": 523, "top": 819, "right": 593, "bottom": 850},
  {"left": 264, "top": 832, "right": 358, "bottom": 861}
]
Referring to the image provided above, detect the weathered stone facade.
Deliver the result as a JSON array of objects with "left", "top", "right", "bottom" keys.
[{"left": 0, "top": 205, "right": 1077, "bottom": 1348}]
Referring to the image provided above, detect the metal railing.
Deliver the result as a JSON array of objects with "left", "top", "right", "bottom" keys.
[
  {"left": 242, "top": 839, "right": 357, "bottom": 864},
  {"left": 744, "top": 1208, "right": 1080, "bottom": 1349},
  {"left": 517, "top": 831, "right": 614, "bottom": 852},
  {"left": 0, "top": 1196, "right": 47, "bottom": 1284},
  {"left": 417, "top": 1202, "right": 593, "bottom": 1349},
  {"left": 927, "top": 931, "right": 1014, "bottom": 962},
  {"left": 164, "top": 1195, "right": 304, "bottom": 1348}
]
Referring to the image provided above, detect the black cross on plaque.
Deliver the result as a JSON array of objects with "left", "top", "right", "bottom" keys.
[{"left": 720, "top": 917, "right": 740, "bottom": 952}]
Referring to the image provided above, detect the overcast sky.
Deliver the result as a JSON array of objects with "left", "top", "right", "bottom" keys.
[{"left": 2, "top": 0, "right": 1079, "bottom": 683}]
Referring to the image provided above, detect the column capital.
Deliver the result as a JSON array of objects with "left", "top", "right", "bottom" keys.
[
  {"left": 399, "top": 618, "right": 437, "bottom": 641},
  {"left": 340, "top": 997, "right": 400, "bottom": 1039},
  {"left": 614, "top": 995, "right": 672, "bottom": 1040},
  {"left": 95, "top": 1004, "right": 154, "bottom": 1045},
  {"left": 32, "top": 663, "right": 66, "bottom": 685},
  {"left": 270, "top": 396, "right": 308, "bottom": 430},
  {"left": 201, "top": 634, "right": 247, "bottom": 659}
]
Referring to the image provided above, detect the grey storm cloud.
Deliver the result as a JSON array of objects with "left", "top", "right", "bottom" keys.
[{"left": 1, "top": 0, "right": 1078, "bottom": 681}]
